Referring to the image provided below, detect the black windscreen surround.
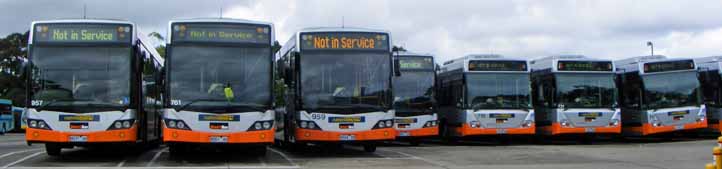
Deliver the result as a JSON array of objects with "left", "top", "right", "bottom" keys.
[
  {"left": 643, "top": 60, "right": 695, "bottom": 73},
  {"left": 557, "top": 61, "right": 613, "bottom": 72},
  {"left": 171, "top": 23, "right": 271, "bottom": 44},
  {"left": 468, "top": 60, "right": 527, "bottom": 71}
]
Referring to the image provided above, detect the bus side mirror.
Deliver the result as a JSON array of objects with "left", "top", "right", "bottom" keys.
[{"left": 394, "top": 59, "right": 401, "bottom": 77}]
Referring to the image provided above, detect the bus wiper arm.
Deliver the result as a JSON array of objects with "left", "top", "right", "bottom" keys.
[
  {"left": 178, "top": 99, "right": 226, "bottom": 111},
  {"left": 37, "top": 99, "right": 92, "bottom": 111}
]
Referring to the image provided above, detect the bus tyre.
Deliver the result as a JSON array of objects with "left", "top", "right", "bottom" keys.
[
  {"left": 45, "top": 144, "right": 61, "bottom": 156},
  {"left": 252, "top": 146, "right": 267, "bottom": 156},
  {"left": 363, "top": 144, "right": 377, "bottom": 153}
]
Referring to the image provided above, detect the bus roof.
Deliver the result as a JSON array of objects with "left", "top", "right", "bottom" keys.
[
  {"left": 615, "top": 55, "right": 695, "bottom": 74},
  {"left": 529, "top": 55, "right": 613, "bottom": 72},
  {"left": 29, "top": 19, "right": 136, "bottom": 45},
  {"left": 394, "top": 51, "right": 433, "bottom": 57},
  {"left": 694, "top": 56, "right": 722, "bottom": 73},
  {"left": 167, "top": 18, "right": 275, "bottom": 45},
  {"left": 440, "top": 54, "right": 528, "bottom": 73}
]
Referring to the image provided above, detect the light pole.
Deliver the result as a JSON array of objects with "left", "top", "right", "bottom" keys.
[{"left": 646, "top": 41, "right": 654, "bottom": 56}]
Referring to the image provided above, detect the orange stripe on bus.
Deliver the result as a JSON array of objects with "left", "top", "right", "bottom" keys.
[
  {"left": 163, "top": 127, "right": 274, "bottom": 144},
  {"left": 539, "top": 123, "right": 620, "bottom": 135},
  {"left": 624, "top": 119, "right": 707, "bottom": 136},
  {"left": 454, "top": 123, "right": 535, "bottom": 136},
  {"left": 26, "top": 126, "right": 137, "bottom": 143},
  {"left": 295, "top": 128, "right": 396, "bottom": 142},
  {"left": 396, "top": 126, "right": 438, "bottom": 137}
]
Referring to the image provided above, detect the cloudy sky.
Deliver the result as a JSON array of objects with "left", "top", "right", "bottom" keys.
[{"left": 2, "top": 0, "right": 722, "bottom": 62}]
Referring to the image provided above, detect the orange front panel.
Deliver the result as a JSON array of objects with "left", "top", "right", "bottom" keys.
[
  {"left": 455, "top": 123, "right": 535, "bottom": 136},
  {"left": 543, "top": 123, "right": 620, "bottom": 135},
  {"left": 163, "top": 127, "right": 274, "bottom": 144},
  {"left": 295, "top": 128, "right": 396, "bottom": 142},
  {"left": 26, "top": 126, "right": 137, "bottom": 143},
  {"left": 626, "top": 120, "right": 707, "bottom": 136},
  {"left": 397, "top": 127, "right": 438, "bottom": 137}
]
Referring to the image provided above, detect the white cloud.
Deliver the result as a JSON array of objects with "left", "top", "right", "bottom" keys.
[{"left": 3, "top": 0, "right": 722, "bottom": 62}]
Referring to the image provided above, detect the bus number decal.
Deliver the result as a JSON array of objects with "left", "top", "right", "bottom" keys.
[
  {"left": 171, "top": 100, "right": 182, "bottom": 106},
  {"left": 311, "top": 113, "right": 326, "bottom": 120},
  {"left": 31, "top": 100, "right": 43, "bottom": 106}
]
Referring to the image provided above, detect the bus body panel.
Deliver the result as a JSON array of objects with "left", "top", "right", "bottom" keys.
[
  {"left": 294, "top": 111, "right": 396, "bottom": 142},
  {"left": 448, "top": 109, "right": 534, "bottom": 136},
  {"left": 25, "top": 109, "right": 137, "bottom": 143},
  {"left": 162, "top": 109, "right": 274, "bottom": 144},
  {"left": 622, "top": 106, "right": 706, "bottom": 136},
  {"left": 395, "top": 113, "right": 438, "bottom": 137},
  {"left": 537, "top": 108, "right": 620, "bottom": 135}
]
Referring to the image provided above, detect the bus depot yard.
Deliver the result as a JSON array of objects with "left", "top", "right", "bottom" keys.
[{"left": 0, "top": 133, "right": 716, "bottom": 169}]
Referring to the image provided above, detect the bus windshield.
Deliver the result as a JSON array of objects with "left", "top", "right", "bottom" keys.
[
  {"left": 393, "top": 71, "right": 434, "bottom": 110},
  {"left": 30, "top": 46, "right": 131, "bottom": 109},
  {"left": 467, "top": 73, "right": 530, "bottom": 110},
  {"left": 169, "top": 46, "right": 270, "bottom": 112},
  {"left": 555, "top": 73, "right": 616, "bottom": 109},
  {"left": 642, "top": 71, "right": 700, "bottom": 109},
  {"left": 300, "top": 52, "right": 390, "bottom": 113}
]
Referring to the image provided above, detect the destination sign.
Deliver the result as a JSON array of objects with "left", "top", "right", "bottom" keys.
[
  {"left": 398, "top": 57, "right": 434, "bottom": 69},
  {"left": 578, "top": 112, "right": 603, "bottom": 118},
  {"left": 171, "top": 23, "right": 270, "bottom": 44},
  {"left": 300, "top": 32, "right": 389, "bottom": 50},
  {"left": 328, "top": 116, "right": 366, "bottom": 123},
  {"left": 33, "top": 23, "right": 131, "bottom": 43},
  {"left": 468, "top": 61, "right": 527, "bottom": 71},
  {"left": 489, "top": 113, "right": 515, "bottom": 119},
  {"left": 198, "top": 114, "right": 240, "bottom": 121},
  {"left": 58, "top": 115, "right": 100, "bottom": 122},
  {"left": 557, "top": 61, "right": 613, "bottom": 72},
  {"left": 644, "top": 60, "right": 695, "bottom": 73}
]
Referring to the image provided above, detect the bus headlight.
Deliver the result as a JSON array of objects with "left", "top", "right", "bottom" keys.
[
  {"left": 164, "top": 119, "right": 190, "bottom": 130},
  {"left": 297, "top": 120, "right": 320, "bottom": 130},
  {"left": 522, "top": 120, "right": 533, "bottom": 128},
  {"left": 470, "top": 121, "right": 481, "bottom": 128},
  {"left": 263, "top": 121, "right": 272, "bottom": 129},
  {"left": 423, "top": 120, "right": 439, "bottom": 128},
  {"left": 373, "top": 120, "right": 394, "bottom": 129},
  {"left": 27, "top": 119, "right": 51, "bottom": 130},
  {"left": 609, "top": 119, "right": 620, "bottom": 126},
  {"left": 38, "top": 121, "right": 46, "bottom": 128},
  {"left": 249, "top": 120, "right": 274, "bottom": 131},
  {"left": 108, "top": 119, "right": 135, "bottom": 130},
  {"left": 560, "top": 119, "right": 571, "bottom": 127},
  {"left": 123, "top": 121, "right": 132, "bottom": 128}
]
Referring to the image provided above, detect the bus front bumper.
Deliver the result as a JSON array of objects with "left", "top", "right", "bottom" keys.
[
  {"left": 541, "top": 123, "right": 620, "bottom": 135},
  {"left": 455, "top": 123, "right": 535, "bottom": 136},
  {"left": 163, "top": 127, "right": 274, "bottom": 144},
  {"left": 396, "top": 126, "right": 438, "bottom": 138},
  {"left": 295, "top": 128, "right": 396, "bottom": 142},
  {"left": 25, "top": 127, "right": 137, "bottom": 143},
  {"left": 625, "top": 119, "right": 707, "bottom": 136}
]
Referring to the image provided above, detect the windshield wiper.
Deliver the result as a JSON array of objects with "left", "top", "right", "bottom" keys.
[
  {"left": 318, "top": 104, "right": 385, "bottom": 112},
  {"left": 37, "top": 99, "right": 94, "bottom": 110},
  {"left": 177, "top": 99, "right": 227, "bottom": 111}
]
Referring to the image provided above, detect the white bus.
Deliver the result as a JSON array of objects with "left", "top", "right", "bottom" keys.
[
  {"left": 26, "top": 19, "right": 164, "bottom": 155},
  {"left": 162, "top": 18, "right": 275, "bottom": 155},
  {"left": 276, "top": 27, "right": 396, "bottom": 152}
]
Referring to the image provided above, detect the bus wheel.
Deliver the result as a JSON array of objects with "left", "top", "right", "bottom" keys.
[
  {"left": 168, "top": 144, "right": 184, "bottom": 156},
  {"left": 45, "top": 143, "right": 61, "bottom": 156},
  {"left": 363, "top": 144, "right": 376, "bottom": 153},
  {"left": 252, "top": 145, "right": 267, "bottom": 156},
  {"left": 409, "top": 140, "right": 421, "bottom": 146}
]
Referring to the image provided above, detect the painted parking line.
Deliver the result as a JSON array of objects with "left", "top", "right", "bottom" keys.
[
  {"left": 0, "top": 149, "right": 42, "bottom": 161},
  {"left": 7, "top": 167, "right": 301, "bottom": 169},
  {"left": 145, "top": 147, "right": 168, "bottom": 167},
  {"left": 267, "top": 147, "right": 299, "bottom": 167},
  {"left": 2, "top": 151, "right": 43, "bottom": 168},
  {"left": 380, "top": 149, "right": 448, "bottom": 168}
]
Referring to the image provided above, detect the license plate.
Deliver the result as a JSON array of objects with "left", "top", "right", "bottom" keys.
[
  {"left": 210, "top": 136, "right": 228, "bottom": 143},
  {"left": 585, "top": 128, "right": 595, "bottom": 133},
  {"left": 496, "top": 129, "right": 507, "bottom": 134},
  {"left": 398, "top": 131, "right": 410, "bottom": 136},
  {"left": 69, "top": 135, "right": 87, "bottom": 142},
  {"left": 674, "top": 125, "right": 684, "bottom": 130},
  {"left": 340, "top": 134, "right": 356, "bottom": 141}
]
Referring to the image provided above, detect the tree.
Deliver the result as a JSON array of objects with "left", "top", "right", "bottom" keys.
[
  {"left": 392, "top": 45, "right": 407, "bottom": 54},
  {"left": 148, "top": 32, "right": 166, "bottom": 58}
]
